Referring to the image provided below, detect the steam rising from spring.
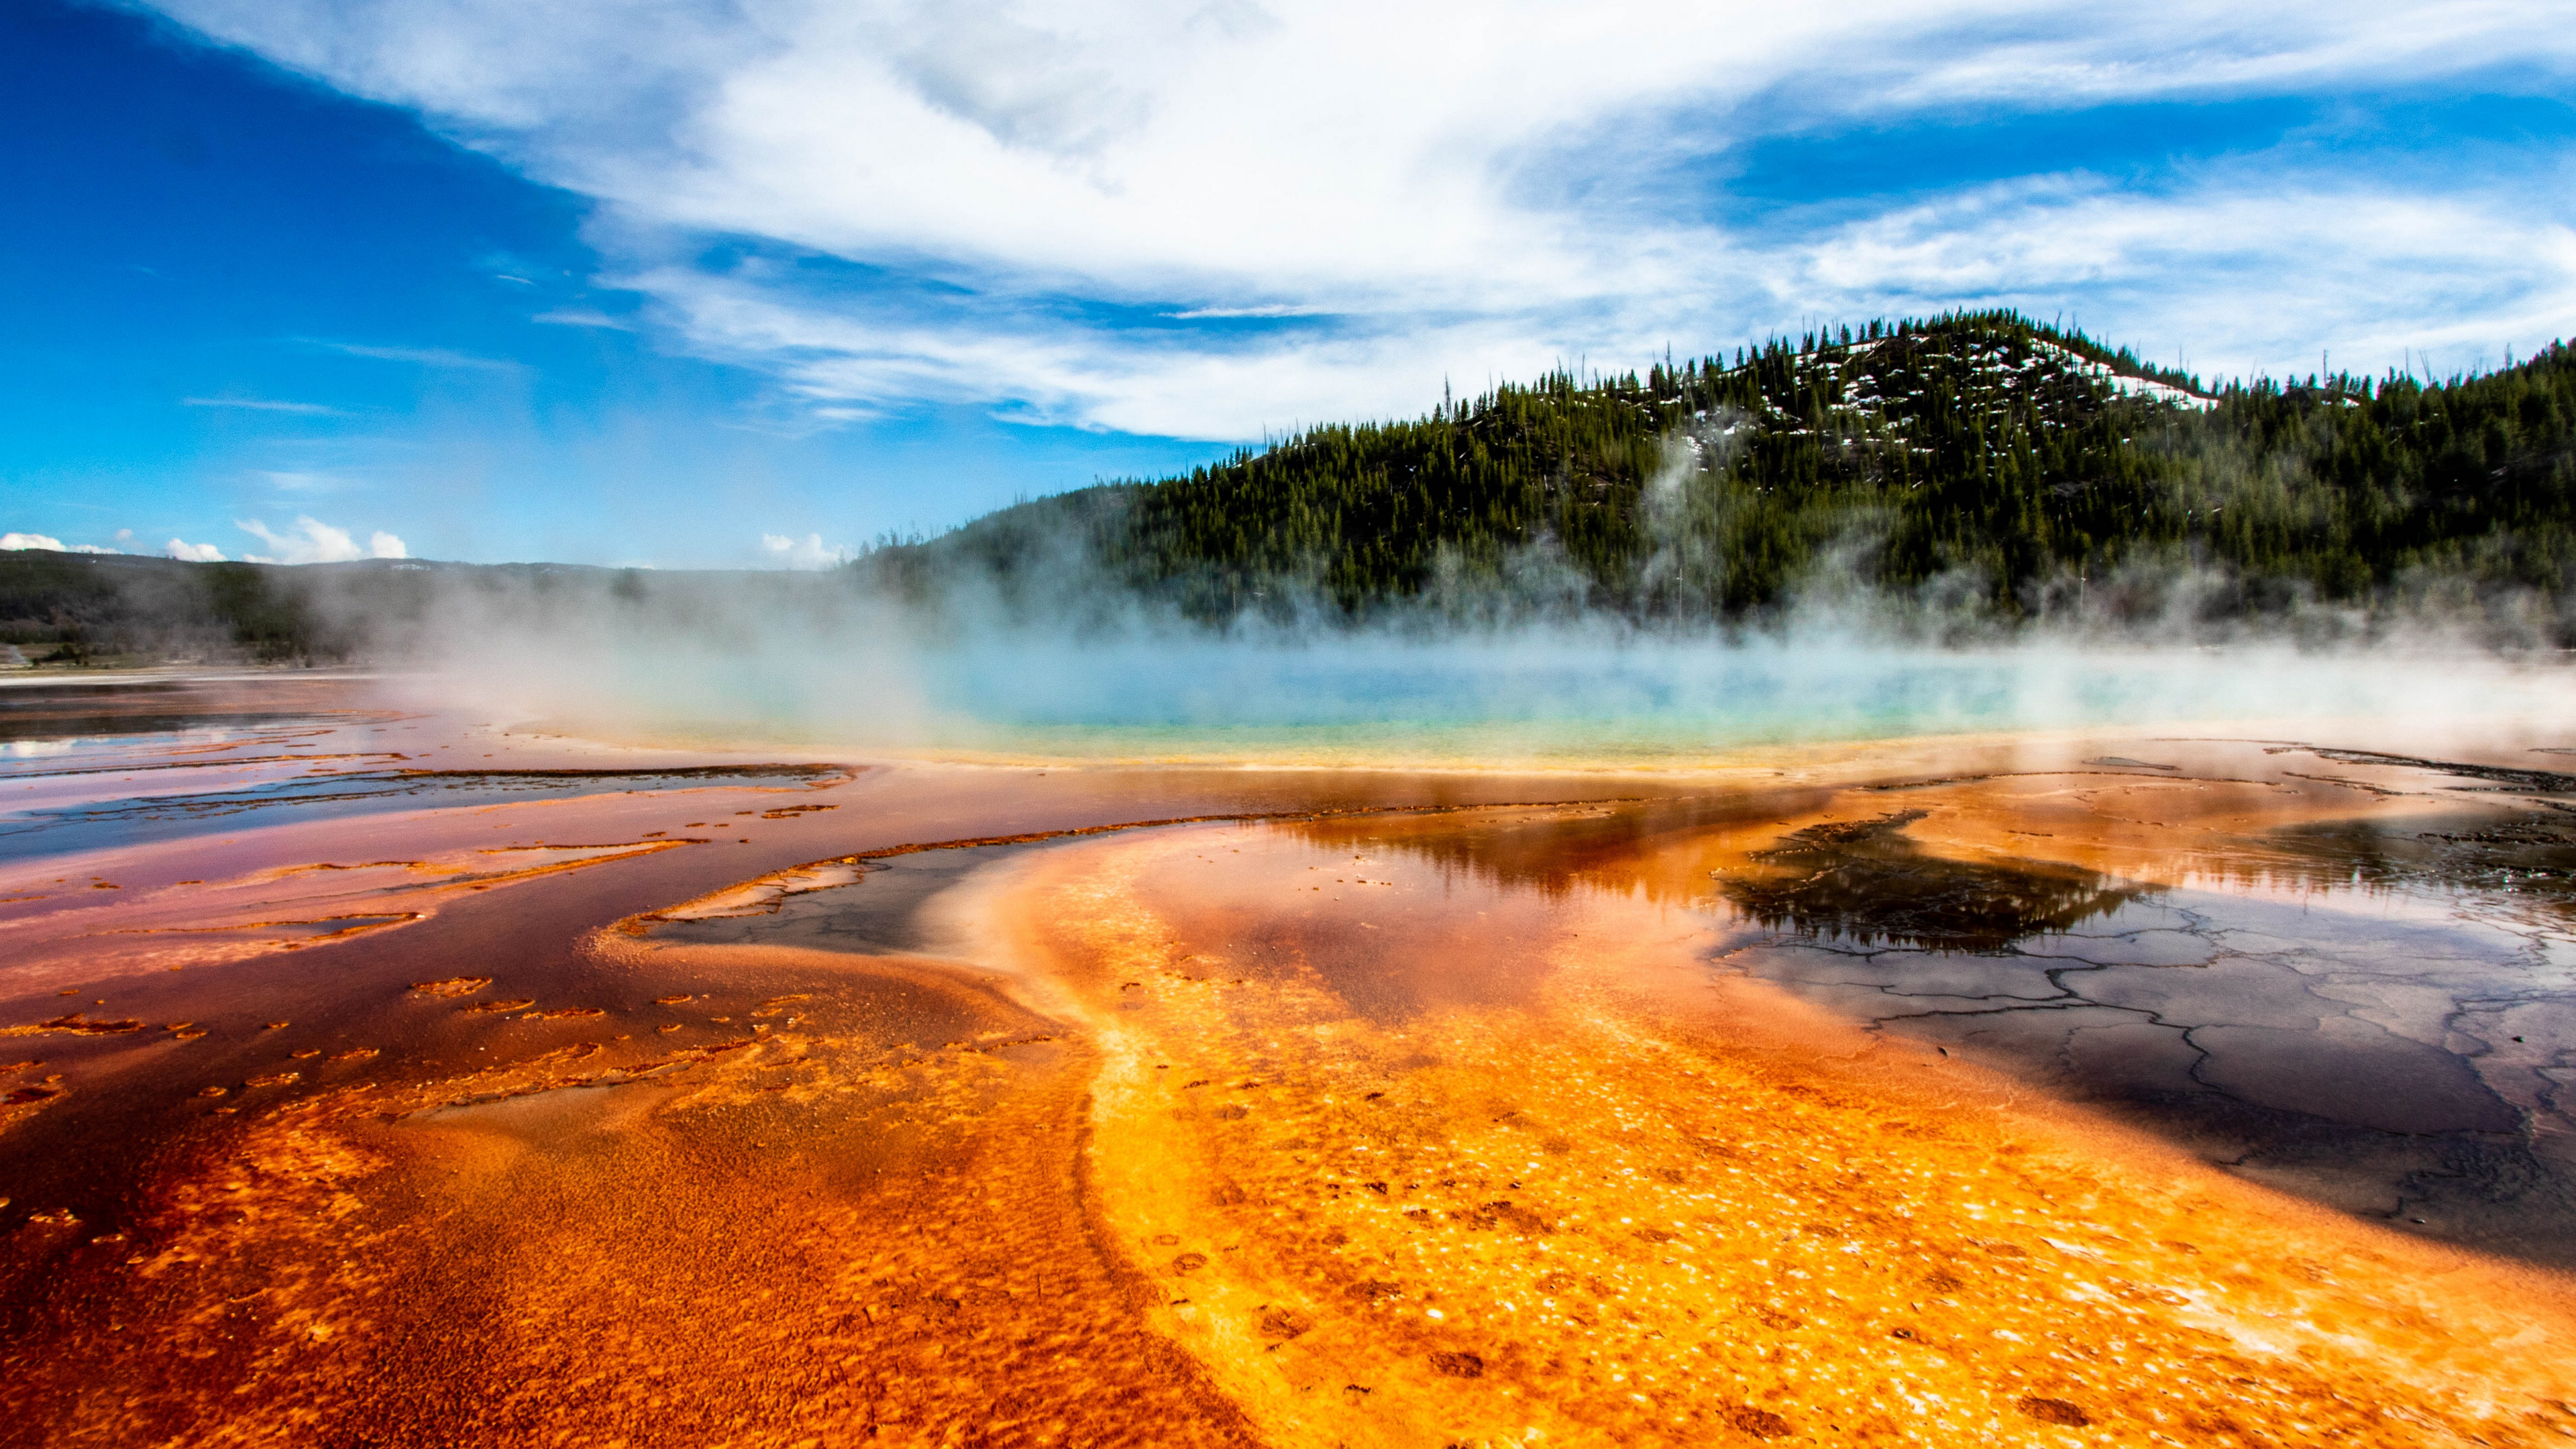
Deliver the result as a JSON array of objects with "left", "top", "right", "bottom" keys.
[{"left": 327, "top": 549, "right": 2576, "bottom": 765}]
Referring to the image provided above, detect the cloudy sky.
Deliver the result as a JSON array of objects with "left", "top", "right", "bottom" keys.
[{"left": 4, "top": 0, "right": 2572, "bottom": 566}]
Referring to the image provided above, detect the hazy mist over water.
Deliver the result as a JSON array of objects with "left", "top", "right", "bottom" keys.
[
  {"left": 154, "top": 545, "right": 2543, "bottom": 765},
  {"left": 390, "top": 601, "right": 2576, "bottom": 765}
]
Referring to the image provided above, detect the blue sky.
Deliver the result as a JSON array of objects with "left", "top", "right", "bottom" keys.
[{"left": 3, "top": 0, "right": 2571, "bottom": 568}]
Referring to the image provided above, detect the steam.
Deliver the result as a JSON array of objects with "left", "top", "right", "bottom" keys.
[
  {"left": 259, "top": 541, "right": 2576, "bottom": 767},
  {"left": 64, "top": 419, "right": 2567, "bottom": 764}
]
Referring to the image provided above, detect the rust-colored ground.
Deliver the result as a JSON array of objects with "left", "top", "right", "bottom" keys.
[
  {"left": 1010, "top": 821, "right": 2576, "bottom": 1447},
  {"left": 5, "top": 680, "right": 2576, "bottom": 1446}
]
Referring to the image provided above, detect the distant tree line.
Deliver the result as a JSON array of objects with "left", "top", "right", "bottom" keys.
[
  {"left": 0, "top": 554, "right": 345, "bottom": 663},
  {"left": 0, "top": 556, "right": 657, "bottom": 665}
]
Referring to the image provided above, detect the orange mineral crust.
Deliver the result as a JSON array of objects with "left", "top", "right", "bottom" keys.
[
  {"left": 7, "top": 678, "right": 2576, "bottom": 1446},
  {"left": 0, "top": 942, "right": 1261, "bottom": 1447},
  {"left": 1008, "top": 824, "right": 2576, "bottom": 1447}
]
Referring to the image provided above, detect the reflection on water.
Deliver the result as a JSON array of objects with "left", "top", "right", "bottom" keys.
[
  {"left": 0, "top": 674, "right": 385, "bottom": 745},
  {"left": 2263, "top": 813, "right": 2576, "bottom": 912},
  {"left": 1717, "top": 809, "right": 2141, "bottom": 949},
  {"left": 677, "top": 766, "right": 2576, "bottom": 1265},
  {"left": 1007, "top": 819, "right": 2576, "bottom": 1446},
  {"left": 0, "top": 760, "right": 851, "bottom": 862},
  {"left": 0, "top": 714, "right": 329, "bottom": 747},
  {"left": 1258, "top": 760, "right": 2576, "bottom": 1267},
  {"left": 1738, "top": 883, "right": 2576, "bottom": 1258}
]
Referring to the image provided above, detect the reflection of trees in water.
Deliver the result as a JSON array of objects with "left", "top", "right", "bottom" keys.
[
  {"left": 1274, "top": 796, "right": 2137, "bottom": 939},
  {"left": 1278, "top": 794, "right": 1828, "bottom": 906},
  {"left": 2257, "top": 816, "right": 2576, "bottom": 916},
  {"left": 2230, "top": 749, "right": 2576, "bottom": 918},
  {"left": 1719, "top": 810, "right": 2142, "bottom": 951}
]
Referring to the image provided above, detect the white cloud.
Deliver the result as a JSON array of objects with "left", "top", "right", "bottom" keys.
[
  {"left": 645, "top": 264, "right": 1567, "bottom": 439},
  {"left": 313, "top": 339, "right": 523, "bottom": 370},
  {"left": 531, "top": 307, "right": 633, "bottom": 329},
  {"left": 1782, "top": 178, "right": 2576, "bottom": 384},
  {"left": 258, "top": 470, "right": 347, "bottom": 493},
  {"left": 166, "top": 538, "right": 227, "bottom": 562},
  {"left": 236, "top": 516, "right": 411, "bottom": 565},
  {"left": 147, "top": 0, "right": 2576, "bottom": 431},
  {"left": 760, "top": 532, "right": 848, "bottom": 569},
  {"left": 3, "top": 532, "right": 123, "bottom": 554},
  {"left": 184, "top": 396, "right": 345, "bottom": 415}
]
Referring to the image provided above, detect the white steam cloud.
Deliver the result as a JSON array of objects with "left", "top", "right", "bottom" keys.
[
  {"left": 254, "top": 530, "right": 2576, "bottom": 773},
  {"left": 391, "top": 602, "right": 2576, "bottom": 770}
]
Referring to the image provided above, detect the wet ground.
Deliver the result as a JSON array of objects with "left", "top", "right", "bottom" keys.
[
  {"left": 1250, "top": 761, "right": 2576, "bottom": 1269},
  {"left": 6, "top": 674, "right": 2576, "bottom": 1446}
]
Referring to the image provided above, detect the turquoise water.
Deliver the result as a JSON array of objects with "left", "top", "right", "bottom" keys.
[{"left": 543, "top": 635, "right": 2576, "bottom": 765}]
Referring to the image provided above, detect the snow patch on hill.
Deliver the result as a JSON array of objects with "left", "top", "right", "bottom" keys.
[{"left": 2034, "top": 341, "right": 2216, "bottom": 410}]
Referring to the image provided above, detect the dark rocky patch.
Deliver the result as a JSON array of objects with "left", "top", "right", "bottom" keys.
[
  {"left": 1723, "top": 1405, "right": 1792, "bottom": 1437},
  {"left": 2017, "top": 1396, "right": 2090, "bottom": 1426}
]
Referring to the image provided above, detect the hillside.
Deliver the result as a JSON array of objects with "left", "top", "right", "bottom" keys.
[
  {"left": 0, "top": 552, "right": 339, "bottom": 664},
  {"left": 0, "top": 555, "right": 631, "bottom": 664},
  {"left": 871, "top": 311, "right": 2576, "bottom": 632}
]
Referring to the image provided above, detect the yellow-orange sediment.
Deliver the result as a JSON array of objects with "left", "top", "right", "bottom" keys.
[
  {"left": 1006, "top": 823, "right": 2576, "bottom": 1446},
  {"left": 5, "top": 690, "right": 2575, "bottom": 1446}
]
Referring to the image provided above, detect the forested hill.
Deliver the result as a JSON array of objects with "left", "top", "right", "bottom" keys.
[{"left": 869, "top": 311, "right": 2576, "bottom": 631}]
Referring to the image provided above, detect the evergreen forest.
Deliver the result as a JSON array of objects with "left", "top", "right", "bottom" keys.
[{"left": 870, "top": 311, "right": 2576, "bottom": 635}]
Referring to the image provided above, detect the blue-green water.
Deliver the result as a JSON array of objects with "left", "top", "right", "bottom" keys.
[{"left": 550, "top": 636, "right": 2576, "bottom": 765}]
